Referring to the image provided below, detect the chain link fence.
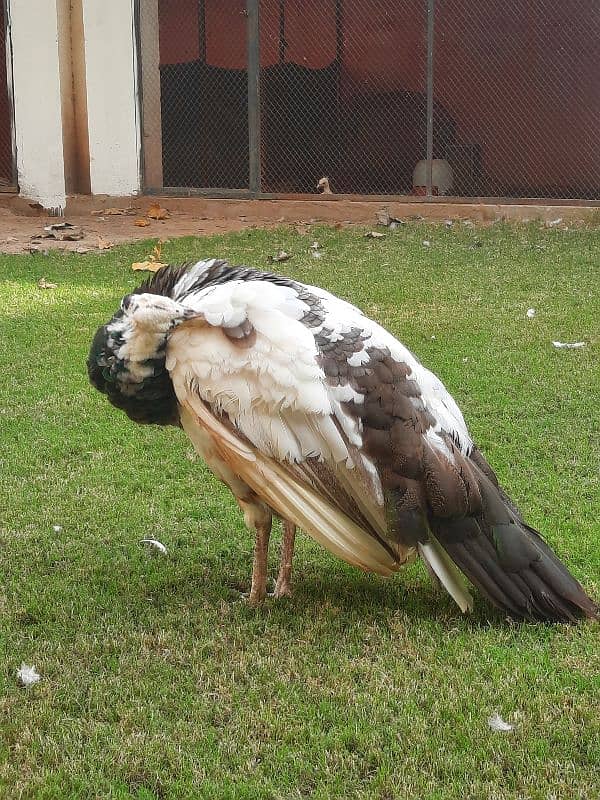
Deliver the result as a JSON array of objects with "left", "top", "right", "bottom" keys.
[
  {"left": 0, "top": 0, "right": 15, "bottom": 190},
  {"left": 139, "top": 0, "right": 600, "bottom": 200}
]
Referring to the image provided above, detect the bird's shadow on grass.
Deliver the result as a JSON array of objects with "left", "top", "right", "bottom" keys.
[
  {"left": 270, "top": 570, "right": 505, "bottom": 630},
  {"left": 130, "top": 554, "right": 507, "bottom": 632}
]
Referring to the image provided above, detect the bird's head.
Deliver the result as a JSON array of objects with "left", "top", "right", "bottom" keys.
[
  {"left": 87, "top": 290, "right": 193, "bottom": 426},
  {"left": 119, "top": 291, "right": 194, "bottom": 332}
]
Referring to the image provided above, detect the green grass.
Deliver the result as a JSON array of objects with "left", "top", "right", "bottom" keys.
[{"left": 0, "top": 222, "right": 598, "bottom": 800}]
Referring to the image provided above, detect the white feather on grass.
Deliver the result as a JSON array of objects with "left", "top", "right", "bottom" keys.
[
  {"left": 140, "top": 539, "right": 168, "bottom": 555},
  {"left": 17, "top": 663, "right": 41, "bottom": 687},
  {"left": 552, "top": 341, "right": 585, "bottom": 349},
  {"left": 488, "top": 713, "right": 514, "bottom": 732}
]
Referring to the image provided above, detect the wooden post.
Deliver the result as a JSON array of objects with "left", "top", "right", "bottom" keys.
[{"left": 138, "top": 0, "right": 163, "bottom": 190}]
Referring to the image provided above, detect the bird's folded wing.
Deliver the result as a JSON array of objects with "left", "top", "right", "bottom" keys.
[
  {"left": 179, "top": 396, "right": 399, "bottom": 574},
  {"left": 165, "top": 281, "right": 420, "bottom": 568}
]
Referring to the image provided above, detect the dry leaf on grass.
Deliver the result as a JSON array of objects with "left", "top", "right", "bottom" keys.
[
  {"left": 132, "top": 260, "right": 167, "bottom": 272},
  {"left": 97, "top": 236, "right": 113, "bottom": 250},
  {"left": 365, "top": 231, "right": 386, "bottom": 239},
  {"left": 147, "top": 203, "right": 170, "bottom": 221},
  {"left": 37, "top": 277, "right": 57, "bottom": 289},
  {"left": 134, "top": 218, "right": 151, "bottom": 227},
  {"left": 131, "top": 240, "right": 167, "bottom": 272}
]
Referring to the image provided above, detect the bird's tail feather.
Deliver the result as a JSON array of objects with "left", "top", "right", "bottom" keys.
[
  {"left": 431, "top": 470, "right": 598, "bottom": 623},
  {"left": 418, "top": 539, "right": 473, "bottom": 613}
]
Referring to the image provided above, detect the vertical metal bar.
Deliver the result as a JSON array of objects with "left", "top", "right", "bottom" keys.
[
  {"left": 278, "top": 0, "right": 285, "bottom": 63},
  {"left": 426, "top": 0, "right": 435, "bottom": 198},
  {"left": 3, "top": 0, "right": 18, "bottom": 190},
  {"left": 132, "top": 0, "right": 145, "bottom": 192},
  {"left": 198, "top": 0, "right": 206, "bottom": 62},
  {"left": 247, "top": 0, "right": 261, "bottom": 195},
  {"left": 335, "top": 0, "right": 344, "bottom": 64}
]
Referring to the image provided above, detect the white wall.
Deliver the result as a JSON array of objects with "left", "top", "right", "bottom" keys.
[
  {"left": 82, "top": 0, "right": 141, "bottom": 196},
  {"left": 9, "top": 0, "right": 67, "bottom": 211}
]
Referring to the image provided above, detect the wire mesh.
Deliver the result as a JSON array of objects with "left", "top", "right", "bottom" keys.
[
  {"left": 142, "top": 0, "right": 600, "bottom": 200},
  {"left": 435, "top": 0, "right": 600, "bottom": 199},
  {"left": 153, "top": 0, "right": 249, "bottom": 189},
  {"left": 0, "top": 0, "right": 15, "bottom": 189}
]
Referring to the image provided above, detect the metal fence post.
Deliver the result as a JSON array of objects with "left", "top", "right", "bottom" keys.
[
  {"left": 1, "top": 0, "right": 18, "bottom": 190},
  {"left": 426, "top": 0, "right": 435, "bottom": 198},
  {"left": 247, "top": 0, "right": 261, "bottom": 196},
  {"left": 198, "top": 0, "right": 206, "bottom": 63}
]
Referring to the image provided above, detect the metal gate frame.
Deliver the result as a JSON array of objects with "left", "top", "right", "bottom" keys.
[
  {"left": 137, "top": 0, "right": 600, "bottom": 205},
  {"left": 137, "top": 0, "right": 446, "bottom": 201},
  {"left": 0, "top": 0, "right": 17, "bottom": 192}
]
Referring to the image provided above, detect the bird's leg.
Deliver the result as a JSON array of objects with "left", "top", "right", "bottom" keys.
[
  {"left": 237, "top": 498, "right": 272, "bottom": 607},
  {"left": 249, "top": 517, "right": 272, "bottom": 607},
  {"left": 273, "top": 519, "right": 296, "bottom": 599}
]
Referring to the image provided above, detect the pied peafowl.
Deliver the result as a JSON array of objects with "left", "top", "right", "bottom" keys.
[{"left": 88, "top": 259, "right": 598, "bottom": 621}]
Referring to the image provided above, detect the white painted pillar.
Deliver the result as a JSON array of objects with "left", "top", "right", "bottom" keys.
[
  {"left": 9, "top": 0, "right": 67, "bottom": 211},
  {"left": 82, "top": 0, "right": 141, "bottom": 196}
]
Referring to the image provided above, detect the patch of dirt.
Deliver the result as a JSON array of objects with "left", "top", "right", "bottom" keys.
[
  {"left": 0, "top": 201, "right": 277, "bottom": 255},
  {"left": 1, "top": 194, "right": 596, "bottom": 255}
]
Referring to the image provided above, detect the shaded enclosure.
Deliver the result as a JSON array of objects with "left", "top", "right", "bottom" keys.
[
  {"left": 0, "top": 0, "right": 15, "bottom": 190},
  {"left": 160, "top": 60, "right": 249, "bottom": 188},
  {"left": 141, "top": 0, "right": 600, "bottom": 199}
]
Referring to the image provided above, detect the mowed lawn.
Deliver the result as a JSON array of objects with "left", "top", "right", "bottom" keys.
[{"left": 0, "top": 222, "right": 598, "bottom": 800}]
